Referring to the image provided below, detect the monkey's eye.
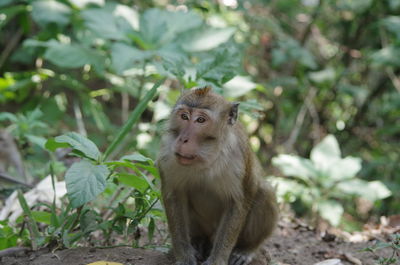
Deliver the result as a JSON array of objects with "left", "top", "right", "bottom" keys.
[
  {"left": 181, "top": 113, "right": 189, "bottom": 120},
  {"left": 205, "top": 136, "right": 216, "bottom": 141},
  {"left": 196, "top": 117, "right": 206, "bottom": 123}
]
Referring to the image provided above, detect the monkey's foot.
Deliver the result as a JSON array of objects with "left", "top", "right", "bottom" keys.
[{"left": 229, "top": 251, "right": 254, "bottom": 265}]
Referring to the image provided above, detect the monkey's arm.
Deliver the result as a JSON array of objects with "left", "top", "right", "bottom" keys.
[
  {"left": 203, "top": 201, "right": 248, "bottom": 265},
  {"left": 163, "top": 192, "right": 197, "bottom": 265}
]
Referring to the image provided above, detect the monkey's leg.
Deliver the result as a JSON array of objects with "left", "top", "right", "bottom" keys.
[
  {"left": 231, "top": 186, "right": 278, "bottom": 265},
  {"left": 162, "top": 192, "right": 197, "bottom": 265},
  {"left": 201, "top": 202, "right": 247, "bottom": 265}
]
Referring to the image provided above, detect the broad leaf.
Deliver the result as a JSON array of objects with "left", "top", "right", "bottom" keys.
[
  {"left": 111, "top": 43, "right": 153, "bottom": 74},
  {"left": 336, "top": 179, "right": 392, "bottom": 201},
  {"left": 31, "top": 0, "right": 71, "bottom": 27},
  {"left": 325, "top": 156, "right": 362, "bottom": 181},
  {"left": 336, "top": 0, "right": 373, "bottom": 13},
  {"left": 310, "top": 135, "right": 341, "bottom": 172},
  {"left": 121, "top": 152, "right": 152, "bottom": 163},
  {"left": 65, "top": 161, "right": 109, "bottom": 208},
  {"left": 117, "top": 173, "right": 149, "bottom": 193},
  {"left": 44, "top": 43, "right": 104, "bottom": 69},
  {"left": 82, "top": 8, "right": 125, "bottom": 40},
  {"left": 370, "top": 46, "right": 400, "bottom": 67},
  {"left": 182, "top": 27, "right": 235, "bottom": 52},
  {"left": 381, "top": 16, "right": 400, "bottom": 39},
  {"left": 272, "top": 154, "right": 318, "bottom": 181},
  {"left": 318, "top": 200, "right": 343, "bottom": 226},
  {"left": 196, "top": 48, "right": 239, "bottom": 85},
  {"left": 223, "top": 76, "right": 257, "bottom": 98},
  {"left": 309, "top": 68, "right": 336, "bottom": 84},
  {"left": 54, "top": 132, "right": 101, "bottom": 161}
]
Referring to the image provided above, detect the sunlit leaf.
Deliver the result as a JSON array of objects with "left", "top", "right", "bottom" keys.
[
  {"left": 326, "top": 156, "right": 362, "bottom": 181},
  {"left": 336, "top": 179, "right": 392, "bottom": 201},
  {"left": 182, "top": 27, "right": 235, "bottom": 52},
  {"left": 272, "top": 154, "right": 318, "bottom": 181},
  {"left": 370, "top": 46, "right": 400, "bottom": 67},
  {"left": 310, "top": 135, "right": 341, "bottom": 172},
  {"left": 318, "top": 200, "right": 343, "bottom": 226},
  {"left": 223, "top": 76, "right": 257, "bottom": 98}
]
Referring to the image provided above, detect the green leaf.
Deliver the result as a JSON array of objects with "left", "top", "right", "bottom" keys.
[
  {"left": 0, "top": 5, "right": 27, "bottom": 30},
  {"left": 111, "top": 43, "right": 153, "bottom": 74},
  {"left": 117, "top": 173, "right": 149, "bottom": 193},
  {"left": 196, "top": 48, "right": 239, "bottom": 85},
  {"left": 370, "top": 46, "right": 400, "bottom": 67},
  {"left": 54, "top": 132, "right": 101, "bottom": 161},
  {"left": 182, "top": 27, "right": 235, "bottom": 52},
  {"left": 26, "top": 135, "right": 47, "bottom": 149},
  {"left": 121, "top": 152, "right": 152, "bottom": 163},
  {"left": 44, "top": 43, "right": 104, "bottom": 70},
  {"left": 310, "top": 135, "right": 341, "bottom": 172},
  {"left": 0, "top": 112, "right": 17, "bottom": 122},
  {"left": 336, "top": 0, "right": 373, "bottom": 13},
  {"left": 309, "top": 68, "right": 336, "bottom": 84},
  {"left": 45, "top": 138, "right": 70, "bottom": 151},
  {"left": 31, "top": 0, "right": 71, "bottom": 27},
  {"left": 272, "top": 154, "right": 318, "bottom": 181},
  {"left": 31, "top": 211, "right": 52, "bottom": 225},
  {"left": 318, "top": 200, "right": 343, "bottom": 226},
  {"left": 389, "top": 0, "right": 400, "bottom": 10},
  {"left": 81, "top": 8, "right": 126, "bottom": 40},
  {"left": 381, "top": 16, "right": 400, "bottom": 39},
  {"left": 65, "top": 161, "right": 109, "bottom": 208}
]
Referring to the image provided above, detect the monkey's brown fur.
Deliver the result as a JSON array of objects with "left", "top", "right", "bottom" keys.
[{"left": 157, "top": 87, "right": 278, "bottom": 265}]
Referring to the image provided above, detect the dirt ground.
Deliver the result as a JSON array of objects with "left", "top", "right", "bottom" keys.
[{"left": 1, "top": 223, "right": 392, "bottom": 265}]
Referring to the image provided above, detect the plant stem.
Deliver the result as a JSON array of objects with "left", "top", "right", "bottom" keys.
[{"left": 103, "top": 78, "right": 165, "bottom": 161}]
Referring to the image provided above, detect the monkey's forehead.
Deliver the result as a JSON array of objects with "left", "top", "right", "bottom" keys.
[{"left": 176, "top": 92, "right": 228, "bottom": 110}]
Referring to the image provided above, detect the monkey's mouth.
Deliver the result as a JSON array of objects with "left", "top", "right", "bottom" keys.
[{"left": 175, "top": 152, "right": 197, "bottom": 165}]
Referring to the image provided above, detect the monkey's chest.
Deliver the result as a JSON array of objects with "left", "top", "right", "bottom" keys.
[{"left": 187, "top": 189, "right": 224, "bottom": 228}]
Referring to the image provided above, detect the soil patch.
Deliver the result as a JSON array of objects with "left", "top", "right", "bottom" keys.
[{"left": 1, "top": 225, "right": 391, "bottom": 265}]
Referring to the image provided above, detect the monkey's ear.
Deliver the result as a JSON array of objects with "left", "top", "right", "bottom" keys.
[{"left": 228, "top": 102, "right": 240, "bottom": 125}]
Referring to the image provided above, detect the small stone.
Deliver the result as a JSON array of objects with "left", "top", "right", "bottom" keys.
[{"left": 313, "top": 259, "right": 344, "bottom": 265}]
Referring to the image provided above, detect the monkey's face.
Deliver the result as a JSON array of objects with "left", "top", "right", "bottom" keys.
[{"left": 169, "top": 104, "right": 222, "bottom": 166}]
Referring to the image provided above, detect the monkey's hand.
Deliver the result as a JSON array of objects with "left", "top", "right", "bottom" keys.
[{"left": 228, "top": 251, "right": 254, "bottom": 265}]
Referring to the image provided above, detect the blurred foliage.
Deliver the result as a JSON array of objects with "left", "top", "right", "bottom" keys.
[
  {"left": 363, "top": 233, "right": 400, "bottom": 265},
  {"left": 0, "top": 0, "right": 399, "bottom": 248}
]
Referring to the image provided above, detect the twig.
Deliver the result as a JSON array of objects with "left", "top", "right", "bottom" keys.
[
  {"left": 284, "top": 87, "right": 317, "bottom": 152},
  {"left": 103, "top": 186, "right": 126, "bottom": 220},
  {"left": 300, "top": 0, "right": 324, "bottom": 45},
  {"left": 0, "top": 28, "right": 23, "bottom": 71},
  {"left": 73, "top": 100, "right": 87, "bottom": 137}
]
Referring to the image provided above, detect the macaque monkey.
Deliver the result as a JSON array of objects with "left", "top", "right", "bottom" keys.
[
  {"left": 157, "top": 86, "right": 278, "bottom": 265},
  {"left": 0, "top": 129, "right": 28, "bottom": 184}
]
